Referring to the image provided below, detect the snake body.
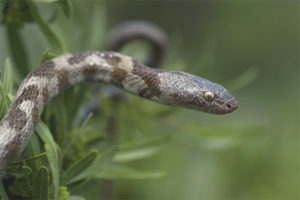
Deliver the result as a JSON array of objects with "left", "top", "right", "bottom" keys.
[{"left": 0, "top": 51, "right": 238, "bottom": 171}]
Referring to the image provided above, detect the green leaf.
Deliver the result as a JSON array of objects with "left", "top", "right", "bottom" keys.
[
  {"left": 3, "top": 59, "right": 13, "bottom": 94},
  {"left": 225, "top": 66, "right": 259, "bottom": 92},
  {"left": 48, "top": 97, "right": 69, "bottom": 140},
  {"left": 62, "top": 148, "right": 117, "bottom": 185},
  {"left": 0, "top": 0, "right": 7, "bottom": 15},
  {"left": 70, "top": 149, "right": 117, "bottom": 183},
  {"left": 26, "top": 133, "right": 42, "bottom": 171},
  {"left": 114, "top": 135, "right": 171, "bottom": 162},
  {"left": 58, "top": 0, "right": 73, "bottom": 18},
  {"left": 66, "top": 178, "right": 91, "bottom": 193},
  {"left": 8, "top": 165, "right": 33, "bottom": 178},
  {"left": 118, "top": 135, "right": 171, "bottom": 150},
  {"left": 114, "top": 147, "right": 162, "bottom": 163},
  {"left": 21, "top": 166, "right": 32, "bottom": 178},
  {"left": 65, "top": 196, "right": 85, "bottom": 200},
  {"left": 7, "top": 178, "right": 31, "bottom": 198},
  {"left": 0, "top": 178, "right": 9, "bottom": 200},
  {"left": 0, "top": 82, "right": 6, "bottom": 117},
  {"left": 33, "top": 0, "right": 59, "bottom": 2},
  {"left": 0, "top": 58, "right": 12, "bottom": 117},
  {"left": 63, "top": 113, "right": 93, "bottom": 157},
  {"left": 61, "top": 151, "right": 98, "bottom": 185},
  {"left": 40, "top": 49, "right": 58, "bottom": 63},
  {"left": 7, "top": 93, "right": 14, "bottom": 102},
  {"left": 32, "top": 166, "right": 49, "bottom": 200},
  {"left": 45, "top": 144, "right": 59, "bottom": 200},
  {"left": 6, "top": 25, "right": 30, "bottom": 76},
  {"left": 36, "top": 121, "right": 61, "bottom": 200},
  {"left": 86, "top": 3, "right": 106, "bottom": 49},
  {"left": 1, "top": 0, "right": 34, "bottom": 26},
  {"left": 26, "top": 0, "right": 63, "bottom": 53},
  {"left": 96, "top": 165, "right": 166, "bottom": 180},
  {"left": 20, "top": 153, "right": 47, "bottom": 165}
]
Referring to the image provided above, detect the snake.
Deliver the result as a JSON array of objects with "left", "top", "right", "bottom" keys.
[
  {"left": 0, "top": 51, "right": 238, "bottom": 171},
  {"left": 106, "top": 20, "right": 167, "bottom": 67},
  {"left": 79, "top": 21, "right": 167, "bottom": 120}
]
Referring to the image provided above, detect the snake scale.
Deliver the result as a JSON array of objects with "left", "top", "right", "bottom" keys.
[{"left": 0, "top": 51, "right": 238, "bottom": 171}]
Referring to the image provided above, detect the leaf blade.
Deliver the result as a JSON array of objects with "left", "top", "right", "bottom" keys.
[
  {"left": 61, "top": 151, "right": 98, "bottom": 185},
  {"left": 36, "top": 121, "right": 61, "bottom": 200},
  {"left": 0, "top": 178, "right": 8, "bottom": 200},
  {"left": 26, "top": 0, "right": 63, "bottom": 53},
  {"left": 32, "top": 166, "right": 49, "bottom": 200},
  {"left": 96, "top": 165, "right": 166, "bottom": 180}
]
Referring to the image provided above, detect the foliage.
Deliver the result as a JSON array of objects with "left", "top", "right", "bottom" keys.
[
  {"left": 0, "top": 0, "right": 280, "bottom": 200},
  {"left": 0, "top": 1, "right": 174, "bottom": 199}
]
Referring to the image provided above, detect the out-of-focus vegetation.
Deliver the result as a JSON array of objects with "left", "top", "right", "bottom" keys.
[{"left": 0, "top": 0, "right": 299, "bottom": 199}]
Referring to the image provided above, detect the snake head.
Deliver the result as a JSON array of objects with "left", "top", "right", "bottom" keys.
[
  {"left": 198, "top": 80, "right": 239, "bottom": 114},
  {"left": 159, "top": 71, "right": 239, "bottom": 114}
]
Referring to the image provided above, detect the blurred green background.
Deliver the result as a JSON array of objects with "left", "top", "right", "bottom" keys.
[{"left": 0, "top": 1, "right": 299, "bottom": 199}]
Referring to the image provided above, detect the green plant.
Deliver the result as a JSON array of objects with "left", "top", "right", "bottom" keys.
[{"left": 0, "top": 1, "right": 257, "bottom": 199}]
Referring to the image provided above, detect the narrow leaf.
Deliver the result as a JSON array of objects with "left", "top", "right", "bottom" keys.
[
  {"left": 225, "top": 66, "right": 259, "bottom": 92},
  {"left": 118, "top": 135, "right": 171, "bottom": 150},
  {"left": 26, "top": 0, "right": 63, "bottom": 53},
  {"left": 26, "top": 133, "right": 42, "bottom": 171},
  {"left": 96, "top": 165, "right": 166, "bottom": 180},
  {"left": 63, "top": 113, "right": 93, "bottom": 157},
  {"left": 114, "top": 135, "right": 171, "bottom": 162},
  {"left": 58, "top": 0, "right": 73, "bottom": 18},
  {"left": 71, "top": 149, "right": 117, "bottom": 183},
  {"left": 21, "top": 166, "right": 32, "bottom": 177},
  {"left": 45, "top": 144, "right": 59, "bottom": 200},
  {"left": 67, "top": 178, "right": 91, "bottom": 193},
  {"left": 36, "top": 121, "right": 61, "bottom": 200},
  {"left": 0, "top": 0, "right": 7, "bottom": 15},
  {"left": 6, "top": 25, "right": 30, "bottom": 76},
  {"left": 0, "top": 72, "right": 9, "bottom": 117},
  {"left": 0, "top": 179, "right": 8, "bottom": 200},
  {"left": 63, "top": 148, "right": 117, "bottom": 185},
  {"left": 113, "top": 146, "right": 163, "bottom": 163},
  {"left": 65, "top": 196, "right": 85, "bottom": 200},
  {"left": 3, "top": 59, "right": 13, "bottom": 93},
  {"left": 87, "top": 4, "right": 106, "bottom": 49},
  {"left": 61, "top": 151, "right": 98, "bottom": 185},
  {"left": 32, "top": 166, "right": 49, "bottom": 200},
  {"left": 7, "top": 93, "right": 14, "bottom": 102},
  {"left": 7, "top": 165, "right": 33, "bottom": 179},
  {"left": 34, "top": 0, "right": 59, "bottom": 2},
  {"left": 22, "top": 153, "right": 47, "bottom": 163},
  {"left": 40, "top": 49, "right": 58, "bottom": 63}
]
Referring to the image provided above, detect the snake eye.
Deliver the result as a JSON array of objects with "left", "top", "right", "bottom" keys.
[{"left": 204, "top": 91, "right": 215, "bottom": 102}]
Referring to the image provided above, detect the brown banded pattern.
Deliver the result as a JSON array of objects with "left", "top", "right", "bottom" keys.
[{"left": 0, "top": 51, "right": 238, "bottom": 171}]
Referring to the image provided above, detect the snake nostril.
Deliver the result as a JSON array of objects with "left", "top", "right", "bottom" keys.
[{"left": 225, "top": 104, "right": 231, "bottom": 109}]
